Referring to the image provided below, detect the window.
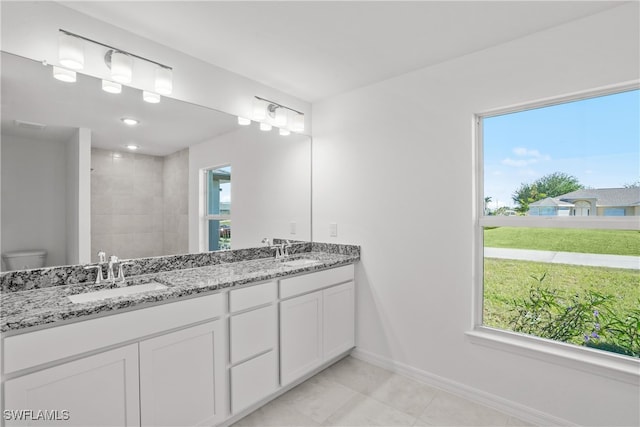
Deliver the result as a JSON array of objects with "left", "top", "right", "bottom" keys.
[
  {"left": 203, "top": 165, "right": 231, "bottom": 251},
  {"left": 477, "top": 87, "right": 639, "bottom": 359}
]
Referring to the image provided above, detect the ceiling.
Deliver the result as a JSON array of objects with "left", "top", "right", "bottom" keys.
[
  {"left": 60, "top": 1, "right": 624, "bottom": 102},
  {"left": 1, "top": 52, "right": 237, "bottom": 156}
]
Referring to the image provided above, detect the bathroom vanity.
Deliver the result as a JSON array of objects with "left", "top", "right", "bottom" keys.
[{"left": 0, "top": 245, "right": 359, "bottom": 426}]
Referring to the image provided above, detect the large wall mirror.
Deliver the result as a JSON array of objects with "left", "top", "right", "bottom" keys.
[{"left": 1, "top": 51, "right": 311, "bottom": 271}]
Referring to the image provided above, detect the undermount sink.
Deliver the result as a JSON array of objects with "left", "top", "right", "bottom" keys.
[
  {"left": 281, "top": 259, "right": 320, "bottom": 268},
  {"left": 68, "top": 282, "right": 168, "bottom": 304}
]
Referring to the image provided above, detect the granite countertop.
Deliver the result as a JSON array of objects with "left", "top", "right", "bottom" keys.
[{"left": 1, "top": 252, "right": 358, "bottom": 334}]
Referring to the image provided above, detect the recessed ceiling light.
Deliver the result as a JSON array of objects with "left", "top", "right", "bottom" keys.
[
  {"left": 125, "top": 144, "right": 139, "bottom": 150},
  {"left": 121, "top": 117, "right": 139, "bottom": 126}
]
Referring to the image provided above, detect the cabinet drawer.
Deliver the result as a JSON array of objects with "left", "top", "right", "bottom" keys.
[
  {"left": 280, "top": 264, "right": 354, "bottom": 299},
  {"left": 230, "top": 350, "right": 278, "bottom": 414},
  {"left": 230, "top": 305, "right": 276, "bottom": 364},
  {"left": 4, "top": 293, "right": 223, "bottom": 374},
  {"left": 229, "top": 281, "right": 276, "bottom": 313}
]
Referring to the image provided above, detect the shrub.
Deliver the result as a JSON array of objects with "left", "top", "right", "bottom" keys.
[{"left": 508, "top": 273, "right": 639, "bottom": 357}]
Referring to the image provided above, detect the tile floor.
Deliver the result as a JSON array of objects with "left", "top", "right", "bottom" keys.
[{"left": 232, "top": 356, "right": 535, "bottom": 427}]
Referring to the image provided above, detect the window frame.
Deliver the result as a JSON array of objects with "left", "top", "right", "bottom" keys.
[
  {"left": 470, "top": 82, "right": 640, "bottom": 382},
  {"left": 200, "top": 165, "right": 231, "bottom": 252}
]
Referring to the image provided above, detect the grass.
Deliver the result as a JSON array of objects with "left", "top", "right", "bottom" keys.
[
  {"left": 483, "top": 227, "right": 640, "bottom": 256},
  {"left": 483, "top": 258, "right": 640, "bottom": 331}
]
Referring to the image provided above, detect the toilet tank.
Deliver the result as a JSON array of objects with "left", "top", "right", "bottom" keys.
[{"left": 2, "top": 250, "right": 47, "bottom": 271}]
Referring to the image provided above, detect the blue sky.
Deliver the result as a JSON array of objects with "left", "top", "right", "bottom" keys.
[{"left": 483, "top": 89, "right": 639, "bottom": 209}]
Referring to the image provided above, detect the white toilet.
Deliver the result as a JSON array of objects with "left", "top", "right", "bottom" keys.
[{"left": 2, "top": 249, "right": 47, "bottom": 271}]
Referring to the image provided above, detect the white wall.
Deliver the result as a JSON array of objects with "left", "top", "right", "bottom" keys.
[
  {"left": 312, "top": 4, "right": 639, "bottom": 426},
  {"left": 189, "top": 126, "right": 311, "bottom": 252},
  {"left": 1, "top": 134, "right": 68, "bottom": 268},
  {"left": 0, "top": 1, "right": 311, "bottom": 132}
]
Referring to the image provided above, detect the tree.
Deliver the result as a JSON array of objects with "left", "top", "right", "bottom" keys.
[
  {"left": 484, "top": 196, "right": 492, "bottom": 215},
  {"left": 623, "top": 179, "right": 640, "bottom": 188},
  {"left": 512, "top": 172, "right": 583, "bottom": 213}
]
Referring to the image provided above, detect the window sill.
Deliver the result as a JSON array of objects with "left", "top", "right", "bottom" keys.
[{"left": 466, "top": 327, "right": 639, "bottom": 385}]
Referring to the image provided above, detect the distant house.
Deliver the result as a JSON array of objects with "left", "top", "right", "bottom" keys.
[{"left": 528, "top": 187, "right": 640, "bottom": 217}]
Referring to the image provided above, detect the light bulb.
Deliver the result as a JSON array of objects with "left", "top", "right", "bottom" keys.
[
  {"left": 291, "top": 113, "right": 305, "bottom": 133},
  {"left": 102, "top": 80, "right": 122, "bottom": 94},
  {"left": 237, "top": 117, "right": 251, "bottom": 126},
  {"left": 52, "top": 66, "right": 76, "bottom": 82},
  {"left": 111, "top": 51, "right": 132, "bottom": 84},
  {"left": 155, "top": 66, "right": 173, "bottom": 95},
  {"left": 143, "top": 91, "right": 161, "bottom": 103},
  {"left": 279, "top": 128, "right": 290, "bottom": 136},
  {"left": 259, "top": 122, "right": 272, "bottom": 131},
  {"left": 252, "top": 98, "right": 268, "bottom": 121},
  {"left": 59, "top": 32, "right": 84, "bottom": 70},
  {"left": 275, "top": 108, "right": 288, "bottom": 127},
  {"left": 126, "top": 144, "right": 139, "bottom": 150}
]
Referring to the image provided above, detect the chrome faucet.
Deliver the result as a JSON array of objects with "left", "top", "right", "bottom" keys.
[
  {"left": 117, "top": 261, "right": 135, "bottom": 284},
  {"left": 107, "top": 255, "right": 118, "bottom": 282},
  {"left": 84, "top": 250, "right": 107, "bottom": 284}
]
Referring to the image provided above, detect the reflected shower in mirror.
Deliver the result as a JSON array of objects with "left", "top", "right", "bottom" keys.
[{"left": 0, "top": 51, "right": 311, "bottom": 271}]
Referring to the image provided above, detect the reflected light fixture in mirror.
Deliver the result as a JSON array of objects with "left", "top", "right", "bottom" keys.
[
  {"left": 237, "top": 117, "right": 251, "bottom": 125},
  {"left": 279, "top": 128, "right": 290, "bottom": 136},
  {"left": 58, "top": 31, "right": 84, "bottom": 70},
  {"left": 259, "top": 122, "right": 272, "bottom": 131},
  {"left": 101, "top": 80, "right": 122, "bottom": 94},
  {"left": 125, "top": 144, "right": 140, "bottom": 150},
  {"left": 52, "top": 66, "right": 76, "bottom": 82},
  {"left": 143, "top": 91, "right": 161, "bottom": 103}
]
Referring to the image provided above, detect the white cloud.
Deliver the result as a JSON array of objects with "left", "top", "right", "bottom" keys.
[{"left": 502, "top": 146, "right": 550, "bottom": 167}]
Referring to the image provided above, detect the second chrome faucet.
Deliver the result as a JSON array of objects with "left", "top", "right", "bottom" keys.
[{"left": 84, "top": 251, "right": 133, "bottom": 285}]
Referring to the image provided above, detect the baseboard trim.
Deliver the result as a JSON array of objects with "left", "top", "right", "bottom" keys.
[{"left": 350, "top": 348, "right": 576, "bottom": 427}]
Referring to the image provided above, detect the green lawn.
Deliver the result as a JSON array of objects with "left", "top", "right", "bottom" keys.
[
  {"left": 484, "top": 227, "right": 640, "bottom": 256},
  {"left": 483, "top": 258, "right": 640, "bottom": 332}
]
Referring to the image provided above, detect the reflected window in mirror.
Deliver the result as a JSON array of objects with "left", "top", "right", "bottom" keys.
[{"left": 204, "top": 166, "right": 231, "bottom": 251}]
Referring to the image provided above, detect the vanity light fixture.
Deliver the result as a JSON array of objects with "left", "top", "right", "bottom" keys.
[
  {"left": 101, "top": 80, "right": 122, "bottom": 94},
  {"left": 253, "top": 96, "right": 305, "bottom": 134},
  {"left": 56, "top": 29, "right": 173, "bottom": 99},
  {"left": 143, "top": 91, "right": 161, "bottom": 104},
  {"left": 52, "top": 66, "right": 76, "bottom": 82},
  {"left": 259, "top": 122, "right": 273, "bottom": 131},
  {"left": 237, "top": 117, "right": 251, "bottom": 126},
  {"left": 279, "top": 128, "right": 291, "bottom": 136},
  {"left": 121, "top": 117, "right": 139, "bottom": 126}
]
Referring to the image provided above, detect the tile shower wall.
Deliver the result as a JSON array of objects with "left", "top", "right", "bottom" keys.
[
  {"left": 163, "top": 148, "right": 189, "bottom": 255},
  {"left": 91, "top": 148, "right": 164, "bottom": 261}
]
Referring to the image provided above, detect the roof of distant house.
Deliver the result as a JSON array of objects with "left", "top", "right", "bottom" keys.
[
  {"left": 529, "top": 197, "right": 574, "bottom": 207},
  {"left": 558, "top": 187, "right": 640, "bottom": 207}
]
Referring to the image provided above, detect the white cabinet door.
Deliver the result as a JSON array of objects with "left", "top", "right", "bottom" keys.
[
  {"left": 230, "top": 350, "right": 278, "bottom": 414},
  {"left": 139, "top": 321, "right": 225, "bottom": 426},
  {"left": 280, "top": 290, "right": 323, "bottom": 386},
  {"left": 323, "top": 281, "right": 355, "bottom": 360},
  {"left": 230, "top": 305, "right": 277, "bottom": 364},
  {"left": 4, "top": 344, "right": 140, "bottom": 427}
]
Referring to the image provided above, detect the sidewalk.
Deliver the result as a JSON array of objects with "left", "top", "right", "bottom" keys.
[{"left": 484, "top": 247, "right": 640, "bottom": 270}]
